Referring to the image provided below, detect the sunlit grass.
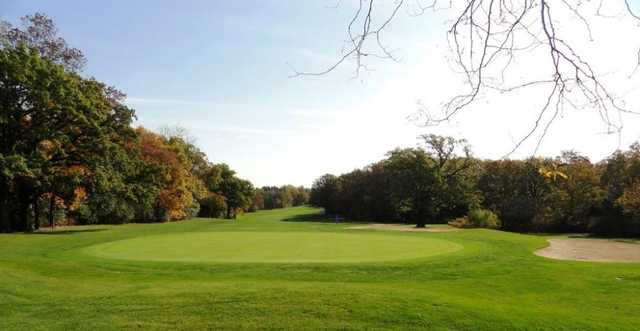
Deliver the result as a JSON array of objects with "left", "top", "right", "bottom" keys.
[{"left": 1, "top": 206, "right": 639, "bottom": 330}]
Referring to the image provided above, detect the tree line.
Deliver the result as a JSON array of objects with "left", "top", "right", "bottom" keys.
[
  {"left": 251, "top": 186, "right": 310, "bottom": 211},
  {"left": 0, "top": 14, "right": 307, "bottom": 232},
  {"left": 310, "top": 135, "right": 640, "bottom": 237}
]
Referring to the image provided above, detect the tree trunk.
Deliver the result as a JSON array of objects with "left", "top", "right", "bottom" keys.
[
  {"left": 18, "top": 198, "right": 29, "bottom": 232},
  {"left": 13, "top": 182, "right": 31, "bottom": 232},
  {"left": 33, "top": 194, "right": 40, "bottom": 230},
  {"left": 48, "top": 194, "right": 55, "bottom": 230},
  {"left": 0, "top": 179, "right": 9, "bottom": 233},
  {"left": 415, "top": 205, "right": 427, "bottom": 228}
]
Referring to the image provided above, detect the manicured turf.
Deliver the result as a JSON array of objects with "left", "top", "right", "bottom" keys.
[
  {"left": 1, "top": 206, "right": 639, "bottom": 330},
  {"left": 85, "top": 232, "right": 461, "bottom": 263}
]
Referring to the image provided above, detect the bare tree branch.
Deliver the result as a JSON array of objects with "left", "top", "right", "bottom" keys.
[
  {"left": 296, "top": 0, "right": 640, "bottom": 155},
  {"left": 289, "top": 0, "right": 405, "bottom": 78}
]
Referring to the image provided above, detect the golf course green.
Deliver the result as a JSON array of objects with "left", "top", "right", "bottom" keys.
[
  {"left": 1, "top": 206, "right": 640, "bottom": 330},
  {"left": 85, "top": 232, "right": 461, "bottom": 263}
]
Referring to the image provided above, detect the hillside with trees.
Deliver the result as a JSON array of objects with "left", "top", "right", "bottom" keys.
[{"left": 0, "top": 14, "right": 306, "bottom": 232}]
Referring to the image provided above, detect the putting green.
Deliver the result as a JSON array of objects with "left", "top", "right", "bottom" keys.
[{"left": 84, "top": 231, "right": 461, "bottom": 263}]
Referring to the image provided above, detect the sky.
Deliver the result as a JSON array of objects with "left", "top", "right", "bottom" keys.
[{"left": 2, "top": 1, "right": 640, "bottom": 187}]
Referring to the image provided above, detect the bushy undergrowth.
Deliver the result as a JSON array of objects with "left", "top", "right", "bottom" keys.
[{"left": 449, "top": 208, "right": 501, "bottom": 229}]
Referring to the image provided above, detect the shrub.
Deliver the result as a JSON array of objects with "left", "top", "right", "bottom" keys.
[
  {"left": 449, "top": 208, "right": 501, "bottom": 229},
  {"left": 468, "top": 208, "right": 501, "bottom": 229},
  {"left": 448, "top": 217, "right": 472, "bottom": 228}
]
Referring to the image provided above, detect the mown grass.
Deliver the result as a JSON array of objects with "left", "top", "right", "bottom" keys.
[
  {"left": 83, "top": 232, "right": 461, "bottom": 263},
  {"left": 1, "top": 206, "right": 639, "bottom": 330}
]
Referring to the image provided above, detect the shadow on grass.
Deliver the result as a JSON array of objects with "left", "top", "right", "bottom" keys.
[
  {"left": 566, "top": 233, "right": 639, "bottom": 239},
  {"left": 280, "top": 212, "right": 334, "bottom": 223},
  {"left": 280, "top": 212, "right": 369, "bottom": 224},
  {"left": 280, "top": 212, "right": 374, "bottom": 224},
  {"left": 28, "top": 228, "right": 108, "bottom": 235},
  {"left": 542, "top": 233, "right": 640, "bottom": 243},
  {"left": 566, "top": 234, "right": 591, "bottom": 238}
]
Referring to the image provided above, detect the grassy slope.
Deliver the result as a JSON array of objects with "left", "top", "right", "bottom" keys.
[{"left": 0, "top": 206, "right": 638, "bottom": 330}]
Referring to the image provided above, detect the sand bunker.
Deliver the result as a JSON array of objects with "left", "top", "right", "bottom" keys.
[
  {"left": 347, "top": 223, "right": 459, "bottom": 232},
  {"left": 535, "top": 238, "right": 640, "bottom": 263}
]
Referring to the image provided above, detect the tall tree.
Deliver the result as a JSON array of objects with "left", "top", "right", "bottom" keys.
[
  {"left": 310, "top": 174, "right": 341, "bottom": 214},
  {"left": 1, "top": 13, "right": 86, "bottom": 71},
  {"left": 0, "top": 45, "right": 134, "bottom": 232}
]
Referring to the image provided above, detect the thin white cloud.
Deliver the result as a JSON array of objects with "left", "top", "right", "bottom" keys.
[
  {"left": 189, "top": 124, "right": 294, "bottom": 137},
  {"left": 126, "top": 97, "right": 218, "bottom": 107},
  {"left": 288, "top": 108, "right": 345, "bottom": 120},
  {"left": 290, "top": 47, "right": 338, "bottom": 64}
]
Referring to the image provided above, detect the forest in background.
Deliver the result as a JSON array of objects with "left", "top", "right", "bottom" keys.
[
  {"left": 310, "top": 135, "right": 640, "bottom": 236},
  {"left": 0, "top": 14, "right": 308, "bottom": 232},
  {"left": 3, "top": 13, "right": 640, "bottom": 237}
]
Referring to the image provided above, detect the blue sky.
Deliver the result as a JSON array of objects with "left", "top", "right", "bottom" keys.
[{"left": 3, "top": 1, "right": 640, "bottom": 186}]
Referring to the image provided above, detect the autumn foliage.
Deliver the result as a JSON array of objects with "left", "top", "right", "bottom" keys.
[{"left": 0, "top": 14, "right": 291, "bottom": 232}]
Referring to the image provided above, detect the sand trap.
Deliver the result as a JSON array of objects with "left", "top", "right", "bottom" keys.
[
  {"left": 347, "top": 223, "right": 459, "bottom": 232},
  {"left": 535, "top": 238, "right": 640, "bottom": 263}
]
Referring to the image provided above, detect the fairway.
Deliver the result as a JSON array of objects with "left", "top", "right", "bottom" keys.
[
  {"left": 85, "top": 232, "right": 461, "bottom": 263},
  {"left": 2, "top": 207, "right": 640, "bottom": 330}
]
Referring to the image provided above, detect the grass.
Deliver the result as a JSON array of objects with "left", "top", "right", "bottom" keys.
[
  {"left": 1, "top": 206, "right": 639, "bottom": 330},
  {"left": 84, "top": 232, "right": 461, "bottom": 263}
]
